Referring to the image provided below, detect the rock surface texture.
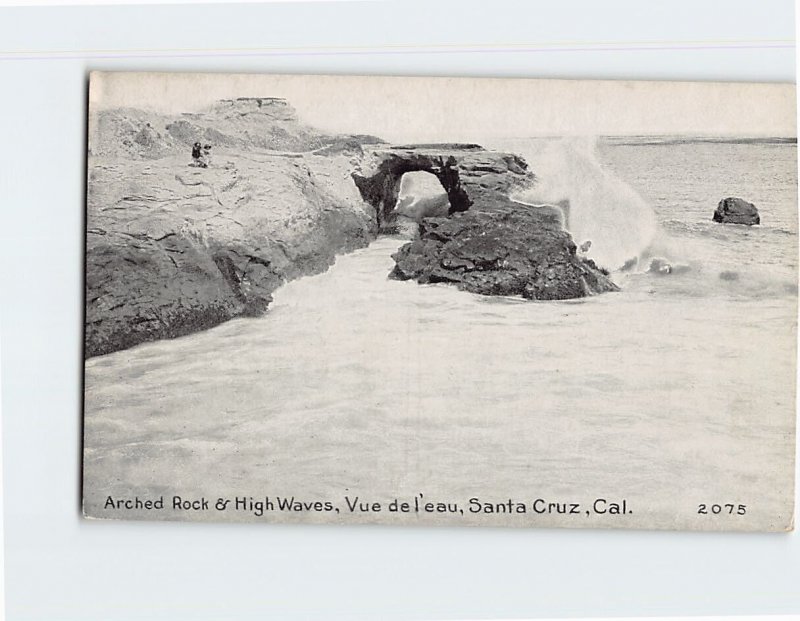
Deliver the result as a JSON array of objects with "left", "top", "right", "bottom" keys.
[
  {"left": 713, "top": 197, "right": 760, "bottom": 225},
  {"left": 86, "top": 99, "right": 377, "bottom": 357},
  {"left": 353, "top": 145, "right": 618, "bottom": 300}
]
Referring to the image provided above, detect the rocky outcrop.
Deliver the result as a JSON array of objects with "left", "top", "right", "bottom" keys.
[
  {"left": 89, "top": 97, "right": 382, "bottom": 160},
  {"left": 87, "top": 105, "right": 620, "bottom": 358},
  {"left": 713, "top": 197, "right": 760, "bottom": 225},
  {"left": 86, "top": 100, "right": 378, "bottom": 357},
  {"left": 391, "top": 209, "right": 617, "bottom": 299},
  {"left": 352, "top": 145, "right": 618, "bottom": 300},
  {"left": 352, "top": 144, "right": 531, "bottom": 228}
]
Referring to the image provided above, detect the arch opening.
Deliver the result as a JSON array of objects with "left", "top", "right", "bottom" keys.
[
  {"left": 395, "top": 171, "right": 451, "bottom": 221},
  {"left": 351, "top": 153, "right": 473, "bottom": 233}
]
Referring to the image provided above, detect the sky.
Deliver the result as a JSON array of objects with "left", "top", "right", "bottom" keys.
[{"left": 89, "top": 71, "right": 797, "bottom": 142}]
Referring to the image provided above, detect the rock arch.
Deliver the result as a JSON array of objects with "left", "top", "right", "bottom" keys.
[{"left": 352, "top": 150, "right": 474, "bottom": 229}]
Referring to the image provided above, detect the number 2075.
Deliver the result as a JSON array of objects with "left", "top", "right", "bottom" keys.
[{"left": 698, "top": 503, "right": 746, "bottom": 515}]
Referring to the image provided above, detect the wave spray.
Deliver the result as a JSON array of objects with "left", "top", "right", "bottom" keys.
[{"left": 512, "top": 137, "right": 658, "bottom": 271}]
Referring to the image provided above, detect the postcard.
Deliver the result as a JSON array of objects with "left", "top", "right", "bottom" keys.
[{"left": 83, "top": 72, "right": 797, "bottom": 530}]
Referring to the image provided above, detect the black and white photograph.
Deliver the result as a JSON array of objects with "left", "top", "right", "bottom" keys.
[{"left": 82, "top": 71, "right": 797, "bottom": 531}]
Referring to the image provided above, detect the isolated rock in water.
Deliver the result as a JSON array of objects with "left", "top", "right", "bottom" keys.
[
  {"left": 647, "top": 258, "right": 691, "bottom": 276},
  {"left": 713, "top": 197, "right": 760, "bottom": 225},
  {"left": 362, "top": 145, "right": 618, "bottom": 300}
]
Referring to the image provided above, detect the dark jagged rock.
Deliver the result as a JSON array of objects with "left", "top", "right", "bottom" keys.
[
  {"left": 352, "top": 145, "right": 618, "bottom": 300},
  {"left": 713, "top": 197, "right": 760, "bottom": 225},
  {"left": 391, "top": 208, "right": 618, "bottom": 300}
]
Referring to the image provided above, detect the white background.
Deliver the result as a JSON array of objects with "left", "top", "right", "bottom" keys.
[{"left": 0, "top": 0, "right": 798, "bottom": 619}]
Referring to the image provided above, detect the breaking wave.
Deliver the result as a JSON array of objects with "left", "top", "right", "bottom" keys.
[
  {"left": 499, "top": 136, "right": 797, "bottom": 299},
  {"left": 511, "top": 137, "right": 658, "bottom": 272}
]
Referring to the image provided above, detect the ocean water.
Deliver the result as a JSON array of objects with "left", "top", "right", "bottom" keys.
[{"left": 84, "top": 137, "right": 797, "bottom": 530}]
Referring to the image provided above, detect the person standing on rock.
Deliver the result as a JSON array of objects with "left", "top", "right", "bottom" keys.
[{"left": 191, "top": 142, "right": 203, "bottom": 167}]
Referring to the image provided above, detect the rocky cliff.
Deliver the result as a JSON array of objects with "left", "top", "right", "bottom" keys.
[
  {"left": 85, "top": 99, "right": 378, "bottom": 357},
  {"left": 86, "top": 103, "right": 618, "bottom": 358}
]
